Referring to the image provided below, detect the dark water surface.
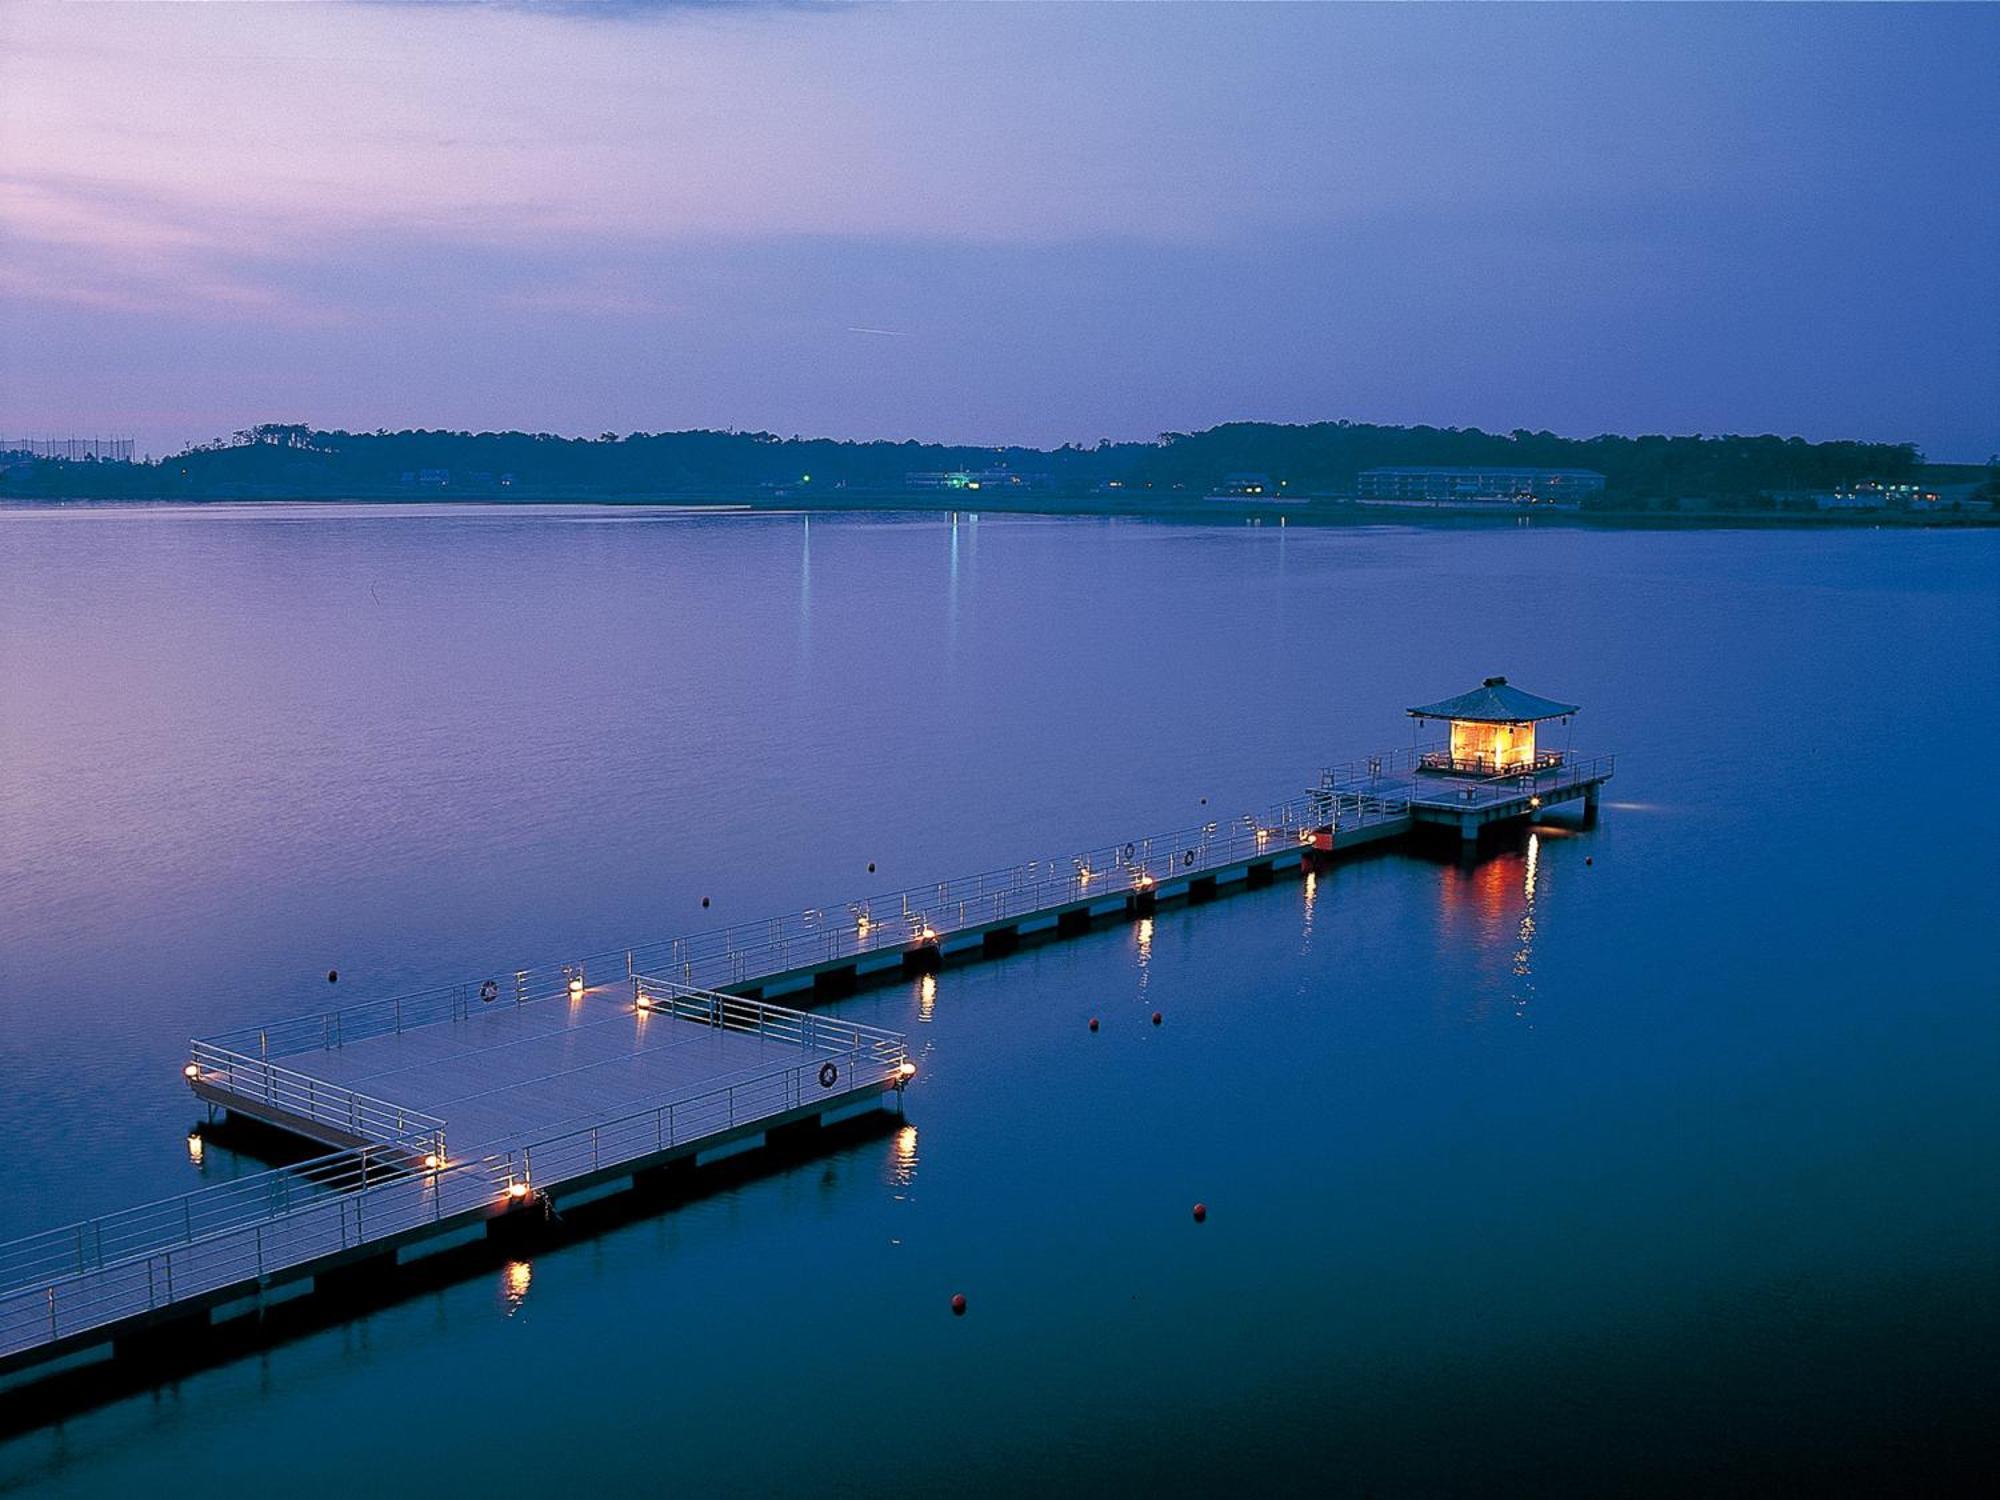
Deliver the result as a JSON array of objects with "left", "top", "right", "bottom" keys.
[{"left": 1, "top": 507, "right": 1995, "bottom": 1494}]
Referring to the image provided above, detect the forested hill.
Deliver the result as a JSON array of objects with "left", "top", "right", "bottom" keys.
[{"left": 2, "top": 420, "right": 1930, "bottom": 505}]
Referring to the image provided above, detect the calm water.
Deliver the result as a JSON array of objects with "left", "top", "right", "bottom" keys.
[{"left": 1, "top": 507, "right": 1995, "bottom": 1494}]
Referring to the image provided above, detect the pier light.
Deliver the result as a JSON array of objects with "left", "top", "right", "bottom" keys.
[
  {"left": 182, "top": 1063, "right": 199, "bottom": 1080},
  {"left": 507, "top": 1181, "right": 531, "bottom": 1200},
  {"left": 423, "top": 1153, "right": 443, "bottom": 1170},
  {"left": 568, "top": 976, "right": 584, "bottom": 997},
  {"left": 1408, "top": 676, "right": 1580, "bottom": 778},
  {"left": 635, "top": 990, "right": 651, "bottom": 1011},
  {"left": 896, "top": 1061, "right": 917, "bottom": 1084},
  {"left": 916, "top": 925, "right": 938, "bottom": 945}
]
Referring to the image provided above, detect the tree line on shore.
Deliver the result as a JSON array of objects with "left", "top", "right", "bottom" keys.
[{"left": 0, "top": 420, "right": 1953, "bottom": 507}]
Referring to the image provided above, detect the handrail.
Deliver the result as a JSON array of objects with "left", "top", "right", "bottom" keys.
[
  {"left": 2, "top": 994, "right": 909, "bottom": 1362},
  {"left": 0, "top": 1143, "right": 406, "bottom": 1300},
  {"left": 187, "top": 1043, "right": 447, "bottom": 1156},
  {"left": 202, "top": 789, "right": 1337, "bottom": 1059}
]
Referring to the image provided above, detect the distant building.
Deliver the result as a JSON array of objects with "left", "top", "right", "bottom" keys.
[
  {"left": 905, "top": 468, "right": 1049, "bottom": 492},
  {"left": 0, "top": 436, "right": 136, "bottom": 463},
  {"left": 1217, "top": 471, "right": 1272, "bottom": 497},
  {"left": 1356, "top": 466, "right": 1607, "bottom": 505},
  {"left": 1849, "top": 481, "right": 1940, "bottom": 509},
  {"left": 1769, "top": 483, "right": 1943, "bottom": 513}
]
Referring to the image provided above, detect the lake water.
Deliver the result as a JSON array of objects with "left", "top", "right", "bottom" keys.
[{"left": 1, "top": 506, "right": 1995, "bottom": 1494}]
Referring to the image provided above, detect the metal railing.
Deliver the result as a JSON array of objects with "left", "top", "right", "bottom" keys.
[
  {"left": 1403, "top": 752, "right": 1617, "bottom": 809},
  {"left": 1417, "top": 748, "right": 1567, "bottom": 776},
  {"left": 200, "top": 789, "right": 1343, "bottom": 1062},
  {"left": 0, "top": 1149, "right": 510, "bottom": 1362},
  {"left": 0, "top": 1143, "right": 414, "bottom": 1303},
  {"left": 3, "top": 991, "right": 908, "bottom": 1365},
  {"left": 186, "top": 1044, "right": 447, "bottom": 1157},
  {"left": 493, "top": 989, "right": 908, "bottom": 1197},
  {"left": 623, "top": 795, "right": 1329, "bottom": 993},
  {"left": 632, "top": 978, "right": 908, "bottom": 1068},
  {"left": 201, "top": 963, "right": 585, "bottom": 1061}
]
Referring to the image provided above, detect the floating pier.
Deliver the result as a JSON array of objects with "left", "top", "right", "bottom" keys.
[{"left": 0, "top": 680, "right": 1611, "bottom": 1397}]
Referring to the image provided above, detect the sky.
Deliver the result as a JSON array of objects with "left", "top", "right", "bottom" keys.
[{"left": 1, "top": 0, "right": 1995, "bottom": 461}]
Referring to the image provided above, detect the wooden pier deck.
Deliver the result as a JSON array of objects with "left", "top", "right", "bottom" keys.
[
  {"left": 0, "top": 739, "right": 1610, "bottom": 1396},
  {"left": 194, "top": 984, "right": 867, "bottom": 1158}
]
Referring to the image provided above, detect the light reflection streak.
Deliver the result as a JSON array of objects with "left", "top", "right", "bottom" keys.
[
  {"left": 503, "top": 1259, "right": 532, "bottom": 1314},
  {"left": 917, "top": 971, "right": 936, "bottom": 1023},
  {"left": 889, "top": 1124, "right": 919, "bottom": 1195},
  {"left": 1513, "top": 832, "right": 1540, "bottom": 1014}
]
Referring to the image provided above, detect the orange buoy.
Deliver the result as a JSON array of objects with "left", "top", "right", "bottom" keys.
[
  {"left": 1151, "top": 1011, "right": 1163, "bottom": 1026},
  {"left": 1192, "top": 1203, "right": 1207, "bottom": 1223},
  {"left": 1088, "top": 1017, "right": 1099, "bottom": 1032},
  {"left": 950, "top": 1293, "right": 967, "bottom": 1316}
]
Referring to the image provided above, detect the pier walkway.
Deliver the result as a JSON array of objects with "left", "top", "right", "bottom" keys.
[{"left": 0, "top": 739, "right": 1611, "bottom": 1393}]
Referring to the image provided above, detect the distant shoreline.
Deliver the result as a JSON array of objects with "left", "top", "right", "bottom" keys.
[{"left": 5, "top": 491, "right": 1995, "bottom": 530}]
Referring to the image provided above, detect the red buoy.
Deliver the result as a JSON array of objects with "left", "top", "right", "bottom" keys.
[
  {"left": 1088, "top": 1017, "right": 1099, "bottom": 1032},
  {"left": 1151, "top": 1011, "right": 1163, "bottom": 1026},
  {"left": 950, "top": 1293, "right": 967, "bottom": 1316},
  {"left": 1192, "top": 1203, "right": 1207, "bottom": 1223}
]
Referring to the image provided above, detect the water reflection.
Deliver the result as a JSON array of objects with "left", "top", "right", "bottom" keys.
[
  {"left": 1300, "top": 868, "right": 1318, "bottom": 951},
  {"left": 947, "top": 512, "right": 960, "bottom": 656},
  {"left": 798, "top": 514, "right": 812, "bottom": 665},
  {"left": 1514, "top": 833, "right": 1540, "bottom": 1016},
  {"left": 186, "top": 1131, "right": 204, "bottom": 1166},
  {"left": 887, "top": 1124, "right": 919, "bottom": 1197},
  {"left": 502, "top": 1259, "right": 532, "bottom": 1315},
  {"left": 1434, "top": 837, "right": 1546, "bottom": 1021},
  {"left": 917, "top": 972, "right": 936, "bottom": 1024}
]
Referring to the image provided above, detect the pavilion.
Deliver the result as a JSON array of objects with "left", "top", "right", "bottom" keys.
[{"left": 1408, "top": 676, "right": 1579, "bottom": 777}]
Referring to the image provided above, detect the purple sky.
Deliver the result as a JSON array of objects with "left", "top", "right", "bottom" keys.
[{"left": 2, "top": 1, "right": 1995, "bottom": 460}]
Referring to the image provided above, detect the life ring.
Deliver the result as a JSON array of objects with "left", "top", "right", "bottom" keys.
[
  {"left": 479, "top": 979, "right": 499, "bottom": 1004},
  {"left": 1182, "top": 850, "right": 1195, "bottom": 868},
  {"left": 818, "top": 1061, "right": 839, "bottom": 1089},
  {"left": 1123, "top": 842, "right": 1136, "bottom": 861}
]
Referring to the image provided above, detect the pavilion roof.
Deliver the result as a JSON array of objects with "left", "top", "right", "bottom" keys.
[{"left": 1407, "top": 677, "right": 1579, "bottom": 723}]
